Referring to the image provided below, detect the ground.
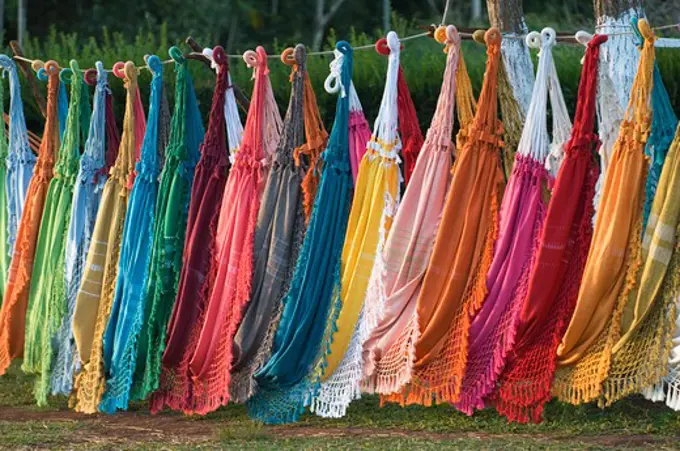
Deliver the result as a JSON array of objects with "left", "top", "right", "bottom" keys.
[{"left": 0, "top": 363, "right": 679, "bottom": 449}]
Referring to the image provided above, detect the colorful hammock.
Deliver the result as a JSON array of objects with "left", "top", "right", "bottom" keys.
[
  {"left": 186, "top": 46, "right": 281, "bottom": 415},
  {"left": 97, "top": 55, "right": 167, "bottom": 413},
  {"left": 348, "top": 83, "right": 371, "bottom": 185},
  {"left": 455, "top": 28, "right": 571, "bottom": 415},
  {"left": 22, "top": 61, "right": 90, "bottom": 406},
  {"left": 552, "top": 18, "right": 655, "bottom": 405},
  {"left": 51, "top": 62, "right": 121, "bottom": 397},
  {"left": 70, "top": 62, "right": 143, "bottom": 413},
  {"left": 132, "top": 48, "right": 205, "bottom": 402},
  {"left": 0, "top": 61, "right": 61, "bottom": 376},
  {"left": 600, "top": 19, "right": 679, "bottom": 404},
  {"left": 361, "top": 25, "right": 475, "bottom": 396},
  {"left": 249, "top": 41, "right": 354, "bottom": 425},
  {"left": 492, "top": 33, "right": 606, "bottom": 424},
  {"left": 311, "top": 31, "right": 403, "bottom": 418},
  {"left": 149, "top": 46, "right": 237, "bottom": 413},
  {"left": 383, "top": 28, "right": 504, "bottom": 406},
  {"left": 0, "top": 55, "right": 36, "bottom": 301},
  {"left": 229, "top": 45, "right": 309, "bottom": 404}
]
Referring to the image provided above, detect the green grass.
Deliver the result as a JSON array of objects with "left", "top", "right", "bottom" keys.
[{"left": 0, "top": 362, "right": 679, "bottom": 449}]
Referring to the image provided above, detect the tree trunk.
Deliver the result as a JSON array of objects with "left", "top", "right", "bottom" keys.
[
  {"left": 472, "top": 0, "right": 482, "bottom": 20},
  {"left": 17, "top": 0, "right": 26, "bottom": 46},
  {"left": 486, "top": 0, "right": 534, "bottom": 179},
  {"left": 312, "top": 0, "right": 346, "bottom": 50},
  {"left": 383, "top": 0, "right": 390, "bottom": 32}
]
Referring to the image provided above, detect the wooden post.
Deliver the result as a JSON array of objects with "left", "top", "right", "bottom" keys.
[
  {"left": 185, "top": 36, "right": 251, "bottom": 114},
  {"left": 9, "top": 40, "right": 47, "bottom": 119},
  {"left": 486, "top": 0, "right": 534, "bottom": 178}
]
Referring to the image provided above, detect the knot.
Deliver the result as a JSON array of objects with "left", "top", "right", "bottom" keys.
[
  {"left": 204, "top": 46, "right": 227, "bottom": 73},
  {"left": 324, "top": 48, "right": 345, "bottom": 97},
  {"left": 0, "top": 55, "right": 15, "bottom": 72},
  {"left": 336, "top": 40, "right": 352, "bottom": 56},
  {"left": 589, "top": 34, "right": 608, "bottom": 47},
  {"left": 575, "top": 30, "right": 594, "bottom": 46},
  {"left": 472, "top": 29, "right": 486, "bottom": 44},
  {"left": 112, "top": 61, "right": 126, "bottom": 79},
  {"left": 526, "top": 31, "right": 541, "bottom": 49},
  {"left": 36, "top": 67, "right": 48, "bottom": 81},
  {"left": 485, "top": 28, "right": 501, "bottom": 48},
  {"left": 69, "top": 59, "right": 82, "bottom": 81},
  {"left": 123, "top": 61, "right": 138, "bottom": 87},
  {"left": 637, "top": 18, "right": 656, "bottom": 42},
  {"left": 59, "top": 67, "right": 73, "bottom": 84},
  {"left": 281, "top": 47, "right": 296, "bottom": 66},
  {"left": 293, "top": 43, "right": 306, "bottom": 67},
  {"left": 386, "top": 31, "right": 400, "bottom": 54},
  {"left": 146, "top": 55, "right": 163, "bottom": 76},
  {"left": 84, "top": 69, "right": 97, "bottom": 86},
  {"left": 31, "top": 59, "right": 45, "bottom": 73},
  {"left": 169, "top": 46, "right": 185, "bottom": 64},
  {"left": 540, "top": 27, "right": 557, "bottom": 47},
  {"left": 243, "top": 46, "right": 269, "bottom": 78},
  {"left": 375, "top": 37, "right": 390, "bottom": 55}
]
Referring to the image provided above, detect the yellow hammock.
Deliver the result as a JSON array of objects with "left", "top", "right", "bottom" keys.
[
  {"left": 553, "top": 19, "right": 654, "bottom": 404},
  {"left": 70, "top": 62, "right": 139, "bottom": 414}
]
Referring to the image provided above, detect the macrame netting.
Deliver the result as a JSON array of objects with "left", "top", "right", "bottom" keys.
[
  {"left": 382, "top": 28, "right": 504, "bottom": 406},
  {"left": 311, "top": 31, "right": 403, "bottom": 418},
  {"left": 248, "top": 41, "right": 354, "bottom": 424},
  {"left": 150, "top": 47, "right": 235, "bottom": 413},
  {"left": 552, "top": 18, "right": 655, "bottom": 405},
  {"left": 22, "top": 61, "right": 89, "bottom": 406},
  {"left": 132, "top": 49, "right": 205, "bottom": 402},
  {"left": 186, "top": 46, "right": 281, "bottom": 415},
  {"left": 0, "top": 62, "right": 60, "bottom": 376},
  {"left": 97, "top": 56, "right": 167, "bottom": 413},
  {"left": 456, "top": 28, "right": 571, "bottom": 416},
  {"left": 492, "top": 34, "right": 606, "bottom": 424},
  {"left": 229, "top": 44, "right": 308, "bottom": 405},
  {"left": 0, "top": 55, "right": 36, "bottom": 301},
  {"left": 361, "top": 25, "right": 475, "bottom": 396},
  {"left": 70, "top": 62, "right": 142, "bottom": 414}
]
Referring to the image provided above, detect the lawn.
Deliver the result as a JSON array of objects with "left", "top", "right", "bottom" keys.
[{"left": 0, "top": 362, "right": 678, "bottom": 449}]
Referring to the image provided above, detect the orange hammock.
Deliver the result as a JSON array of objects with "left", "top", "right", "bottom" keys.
[{"left": 382, "top": 28, "right": 505, "bottom": 406}]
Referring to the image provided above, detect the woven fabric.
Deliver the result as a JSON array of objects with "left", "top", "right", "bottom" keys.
[
  {"left": 0, "top": 63, "right": 60, "bottom": 375},
  {"left": 131, "top": 51, "right": 205, "bottom": 402},
  {"left": 70, "top": 62, "right": 143, "bottom": 414},
  {"left": 552, "top": 19, "right": 655, "bottom": 405},
  {"left": 380, "top": 29, "right": 504, "bottom": 407},
  {"left": 311, "top": 31, "right": 403, "bottom": 418},
  {"left": 492, "top": 34, "right": 606, "bottom": 424},
  {"left": 456, "top": 28, "right": 571, "bottom": 416},
  {"left": 51, "top": 63, "right": 119, "bottom": 397},
  {"left": 248, "top": 42, "right": 354, "bottom": 425},
  {"left": 186, "top": 46, "right": 281, "bottom": 415},
  {"left": 348, "top": 87, "right": 371, "bottom": 184},
  {"left": 229, "top": 44, "right": 307, "bottom": 405},
  {"left": 22, "top": 62, "right": 89, "bottom": 406},
  {"left": 0, "top": 62, "right": 8, "bottom": 301},
  {"left": 96, "top": 56, "right": 166, "bottom": 413},
  {"left": 396, "top": 67, "right": 423, "bottom": 187},
  {"left": 0, "top": 56, "right": 36, "bottom": 300},
  {"left": 361, "top": 26, "right": 473, "bottom": 396},
  {"left": 149, "top": 47, "right": 235, "bottom": 413}
]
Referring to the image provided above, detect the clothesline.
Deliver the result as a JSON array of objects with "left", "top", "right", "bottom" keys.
[{"left": 9, "top": 20, "right": 680, "bottom": 75}]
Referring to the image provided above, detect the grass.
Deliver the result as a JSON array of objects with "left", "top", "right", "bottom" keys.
[{"left": 0, "top": 363, "right": 679, "bottom": 449}]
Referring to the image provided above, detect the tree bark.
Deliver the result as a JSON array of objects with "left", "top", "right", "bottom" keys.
[
  {"left": 17, "top": 0, "right": 26, "bottom": 46},
  {"left": 472, "top": 0, "right": 482, "bottom": 20},
  {"left": 312, "top": 0, "right": 347, "bottom": 50},
  {"left": 486, "top": 0, "right": 534, "bottom": 179}
]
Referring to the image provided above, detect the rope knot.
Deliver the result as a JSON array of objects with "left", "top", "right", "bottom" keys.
[{"left": 244, "top": 46, "right": 269, "bottom": 78}]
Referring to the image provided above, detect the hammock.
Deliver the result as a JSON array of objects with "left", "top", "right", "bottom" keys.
[
  {"left": 51, "top": 62, "right": 121, "bottom": 397},
  {"left": 382, "top": 28, "right": 505, "bottom": 406},
  {"left": 248, "top": 41, "right": 354, "bottom": 425},
  {"left": 132, "top": 48, "right": 205, "bottom": 402},
  {"left": 186, "top": 46, "right": 281, "bottom": 415},
  {"left": 22, "top": 61, "right": 90, "bottom": 406},
  {"left": 311, "top": 31, "right": 403, "bottom": 418},
  {"left": 70, "top": 62, "right": 144, "bottom": 413},
  {"left": 149, "top": 47, "right": 238, "bottom": 413},
  {"left": 0, "top": 61, "right": 61, "bottom": 376},
  {"left": 97, "top": 56, "right": 167, "bottom": 413},
  {"left": 228, "top": 45, "right": 309, "bottom": 404},
  {"left": 492, "top": 33, "right": 606, "bottom": 424},
  {"left": 361, "top": 25, "right": 475, "bottom": 396},
  {"left": 552, "top": 18, "right": 655, "bottom": 405},
  {"left": 455, "top": 28, "right": 571, "bottom": 416},
  {"left": 348, "top": 83, "right": 371, "bottom": 185},
  {"left": 0, "top": 55, "right": 36, "bottom": 301}
]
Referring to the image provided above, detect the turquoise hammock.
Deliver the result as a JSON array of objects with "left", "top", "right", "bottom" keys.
[
  {"left": 249, "top": 41, "right": 354, "bottom": 425},
  {"left": 21, "top": 61, "right": 90, "bottom": 406},
  {"left": 0, "top": 55, "right": 36, "bottom": 300},
  {"left": 131, "top": 47, "right": 204, "bottom": 401},
  {"left": 51, "top": 62, "right": 120, "bottom": 396},
  {"left": 100, "top": 55, "right": 166, "bottom": 413}
]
